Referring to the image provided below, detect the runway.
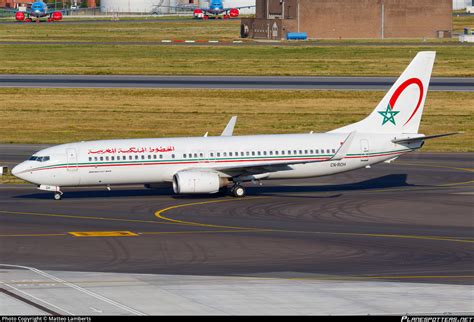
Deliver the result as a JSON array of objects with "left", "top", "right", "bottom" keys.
[
  {"left": 0, "top": 150, "right": 473, "bottom": 284},
  {"left": 1, "top": 75, "right": 473, "bottom": 91}
]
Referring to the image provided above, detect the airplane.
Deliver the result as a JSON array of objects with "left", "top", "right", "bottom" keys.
[
  {"left": 159, "top": 0, "right": 254, "bottom": 20},
  {"left": 12, "top": 0, "right": 63, "bottom": 23},
  {"left": 193, "top": 0, "right": 255, "bottom": 20},
  {"left": 12, "top": 51, "right": 457, "bottom": 200}
]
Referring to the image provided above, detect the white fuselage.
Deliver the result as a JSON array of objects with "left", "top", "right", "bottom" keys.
[{"left": 12, "top": 132, "right": 414, "bottom": 188}]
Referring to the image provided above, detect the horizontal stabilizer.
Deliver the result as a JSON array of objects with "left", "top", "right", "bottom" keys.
[{"left": 392, "top": 132, "right": 458, "bottom": 144}]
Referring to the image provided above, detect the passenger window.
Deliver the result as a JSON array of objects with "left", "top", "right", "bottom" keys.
[
  {"left": 135, "top": 155, "right": 139, "bottom": 160},
  {"left": 223, "top": 152, "right": 227, "bottom": 157},
  {"left": 269, "top": 151, "right": 273, "bottom": 156},
  {"left": 210, "top": 152, "right": 214, "bottom": 157},
  {"left": 327, "top": 149, "right": 330, "bottom": 154},
  {"left": 100, "top": 157, "right": 103, "bottom": 161},
  {"left": 159, "top": 155, "right": 163, "bottom": 159},
  {"left": 200, "top": 153, "right": 203, "bottom": 158},
  {"left": 94, "top": 157, "right": 98, "bottom": 161},
  {"left": 257, "top": 151, "right": 261, "bottom": 156},
  {"left": 304, "top": 150, "right": 308, "bottom": 154},
  {"left": 288, "top": 150, "right": 291, "bottom": 155},
  {"left": 229, "top": 152, "right": 233, "bottom": 157},
  {"left": 299, "top": 150, "right": 303, "bottom": 154},
  {"left": 251, "top": 151, "right": 255, "bottom": 156},
  {"left": 111, "top": 156, "right": 115, "bottom": 161},
  {"left": 105, "top": 156, "right": 109, "bottom": 161},
  {"left": 275, "top": 151, "right": 279, "bottom": 155},
  {"left": 294, "top": 150, "right": 297, "bottom": 154},
  {"left": 89, "top": 157, "right": 92, "bottom": 161},
  {"left": 129, "top": 155, "right": 132, "bottom": 160},
  {"left": 246, "top": 152, "right": 249, "bottom": 156},
  {"left": 217, "top": 152, "right": 221, "bottom": 157},
  {"left": 316, "top": 149, "right": 319, "bottom": 154},
  {"left": 172, "top": 154, "right": 175, "bottom": 159},
  {"left": 263, "top": 151, "right": 267, "bottom": 156},
  {"left": 332, "top": 149, "right": 336, "bottom": 153},
  {"left": 310, "top": 150, "right": 314, "bottom": 154},
  {"left": 183, "top": 154, "right": 187, "bottom": 158}
]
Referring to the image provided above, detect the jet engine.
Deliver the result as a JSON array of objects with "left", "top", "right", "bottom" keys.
[
  {"left": 173, "top": 170, "right": 228, "bottom": 194},
  {"left": 193, "top": 8, "right": 204, "bottom": 19},
  {"left": 229, "top": 8, "right": 239, "bottom": 18},
  {"left": 15, "top": 12, "right": 25, "bottom": 21},
  {"left": 52, "top": 11, "right": 62, "bottom": 21}
]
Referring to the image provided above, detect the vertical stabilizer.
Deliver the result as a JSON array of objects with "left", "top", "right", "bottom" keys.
[{"left": 330, "top": 51, "right": 436, "bottom": 134}]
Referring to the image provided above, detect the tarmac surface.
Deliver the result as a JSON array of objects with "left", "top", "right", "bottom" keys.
[
  {"left": 1, "top": 149, "right": 473, "bottom": 285},
  {"left": 1, "top": 75, "right": 473, "bottom": 91},
  {"left": 1, "top": 147, "right": 473, "bottom": 315}
]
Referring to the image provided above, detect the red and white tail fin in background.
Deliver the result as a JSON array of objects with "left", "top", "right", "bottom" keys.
[{"left": 330, "top": 51, "right": 436, "bottom": 134}]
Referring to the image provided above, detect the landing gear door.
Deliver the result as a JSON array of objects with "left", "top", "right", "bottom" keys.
[
  {"left": 360, "top": 139, "right": 369, "bottom": 162},
  {"left": 66, "top": 148, "right": 78, "bottom": 171}
]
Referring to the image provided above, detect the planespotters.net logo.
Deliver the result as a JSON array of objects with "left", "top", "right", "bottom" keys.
[
  {"left": 379, "top": 77, "right": 424, "bottom": 126},
  {"left": 401, "top": 316, "right": 474, "bottom": 322}
]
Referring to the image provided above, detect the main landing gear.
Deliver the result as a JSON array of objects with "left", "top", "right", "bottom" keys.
[
  {"left": 54, "top": 192, "right": 63, "bottom": 200},
  {"left": 229, "top": 184, "right": 245, "bottom": 198}
]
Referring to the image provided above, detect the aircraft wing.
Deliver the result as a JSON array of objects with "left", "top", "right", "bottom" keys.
[
  {"left": 222, "top": 5, "right": 255, "bottom": 11},
  {"left": 204, "top": 5, "right": 255, "bottom": 14},
  {"left": 214, "top": 131, "right": 356, "bottom": 178}
]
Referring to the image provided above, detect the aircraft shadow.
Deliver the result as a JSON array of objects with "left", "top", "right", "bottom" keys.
[
  {"left": 13, "top": 174, "right": 411, "bottom": 200},
  {"left": 251, "top": 173, "right": 412, "bottom": 198}
]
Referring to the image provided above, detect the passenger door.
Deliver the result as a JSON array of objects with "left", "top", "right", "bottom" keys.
[
  {"left": 66, "top": 148, "right": 78, "bottom": 171},
  {"left": 360, "top": 139, "right": 369, "bottom": 162}
]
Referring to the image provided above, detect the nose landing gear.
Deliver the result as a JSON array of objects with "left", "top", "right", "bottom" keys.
[{"left": 38, "top": 184, "right": 63, "bottom": 200}]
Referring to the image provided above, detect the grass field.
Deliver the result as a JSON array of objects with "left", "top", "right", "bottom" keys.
[
  {"left": 0, "top": 20, "right": 241, "bottom": 42},
  {"left": 0, "top": 18, "right": 473, "bottom": 76},
  {"left": 0, "top": 88, "right": 471, "bottom": 152},
  {"left": 1, "top": 44, "right": 473, "bottom": 76}
]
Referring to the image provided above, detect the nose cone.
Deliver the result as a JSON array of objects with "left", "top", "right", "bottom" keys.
[
  {"left": 11, "top": 162, "right": 27, "bottom": 180},
  {"left": 11, "top": 164, "right": 19, "bottom": 176}
]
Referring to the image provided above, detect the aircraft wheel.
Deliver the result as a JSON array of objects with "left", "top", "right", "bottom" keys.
[
  {"left": 54, "top": 192, "right": 62, "bottom": 200},
  {"left": 231, "top": 185, "right": 245, "bottom": 198}
]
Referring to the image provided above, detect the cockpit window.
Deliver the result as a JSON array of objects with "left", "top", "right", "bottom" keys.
[{"left": 29, "top": 156, "right": 50, "bottom": 162}]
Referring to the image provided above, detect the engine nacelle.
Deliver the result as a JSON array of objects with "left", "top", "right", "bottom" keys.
[
  {"left": 15, "top": 12, "right": 25, "bottom": 21},
  {"left": 173, "top": 170, "right": 228, "bottom": 194},
  {"left": 52, "top": 11, "right": 62, "bottom": 21},
  {"left": 193, "top": 8, "right": 204, "bottom": 19},
  {"left": 229, "top": 8, "right": 239, "bottom": 18}
]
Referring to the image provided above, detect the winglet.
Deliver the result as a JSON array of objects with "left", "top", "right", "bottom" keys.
[
  {"left": 331, "top": 131, "right": 356, "bottom": 161},
  {"left": 221, "top": 116, "right": 237, "bottom": 137}
]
